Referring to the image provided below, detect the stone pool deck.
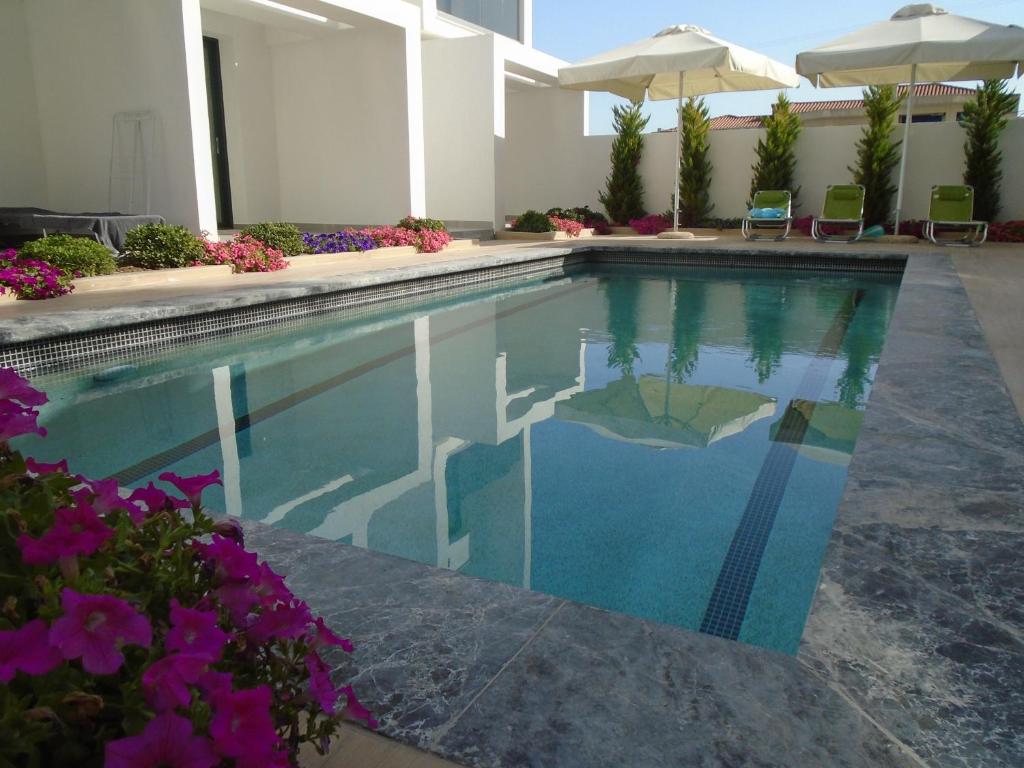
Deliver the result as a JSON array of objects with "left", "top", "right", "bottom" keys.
[{"left": 2, "top": 234, "right": 1022, "bottom": 767}]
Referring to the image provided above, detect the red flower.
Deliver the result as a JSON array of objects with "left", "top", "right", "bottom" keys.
[
  {"left": 166, "top": 599, "right": 228, "bottom": 660},
  {"left": 0, "top": 619, "right": 62, "bottom": 682},
  {"left": 105, "top": 712, "right": 218, "bottom": 768},
  {"left": 159, "top": 470, "right": 222, "bottom": 507},
  {"left": 49, "top": 589, "right": 152, "bottom": 675},
  {"left": 17, "top": 503, "right": 113, "bottom": 565},
  {"left": 142, "top": 653, "right": 210, "bottom": 711},
  {"left": 209, "top": 686, "right": 279, "bottom": 762}
]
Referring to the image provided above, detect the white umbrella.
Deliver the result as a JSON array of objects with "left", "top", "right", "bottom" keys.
[
  {"left": 796, "top": 4, "right": 1024, "bottom": 234},
  {"left": 559, "top": 26, "right": 798, "bottom": 237}
]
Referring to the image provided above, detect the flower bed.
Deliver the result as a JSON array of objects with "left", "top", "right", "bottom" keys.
[
  {"left": 0, "top": 369, "right": 372, "bottom": 766},
  {"left": 302, "top": 230, "right": 376, "bottom": 254},
  {"left": 0, "top": 248, "right": 76, "bottom": 300},
  {"left": 197, "top": 235, "right": 289, "bottom": 273},
  {"left": 628, "top": 214, "right": 672, "bottom": 235},
  {"left": 549, "top": 216, "right": 584, "bottom": 238}
]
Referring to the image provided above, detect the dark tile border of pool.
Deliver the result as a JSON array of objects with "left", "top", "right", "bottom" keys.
[
  {"left": 239, "top": 252, "right": 1023, "bottom": 768},
  {"left": 7, "top": 246, "right": 1023, "bottom": 766}
]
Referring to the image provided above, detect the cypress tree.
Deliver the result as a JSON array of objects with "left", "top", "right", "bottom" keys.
[
  {"left": 677, "top": 96, "right": 714, "bottom": 226},
  {"left": 849, "top": 85, "right": 903, "bottom": 227},
  {"left": 962, "top": 79, "right": 1018, "bottom": 222},
  {"left": 600, "top": 102, "right": 649, "bottom": 225},
  {"left": 748, "top": 93, "right": 802, "bottom": 210}
]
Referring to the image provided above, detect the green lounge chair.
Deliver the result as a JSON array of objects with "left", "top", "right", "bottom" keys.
[
  {"left": 924, "top": 185, "right": 988, "bottom": 246},
  {"left": 742, "top": 190, "right": 792, "bottom": 241},
  {"left": 811, "top": 185, "right": 865, "bottom": 243}
]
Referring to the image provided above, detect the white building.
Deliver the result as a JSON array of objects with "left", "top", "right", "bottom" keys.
[{"left": 0, "top": 0, "right": 587, "bottom": 236}]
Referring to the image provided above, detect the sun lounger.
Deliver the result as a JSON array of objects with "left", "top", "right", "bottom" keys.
[
  {"left": 923, "top": 185, "right": 987, "bottom": 246},
  {"left": 741, "top": 190, "right": 793, "bottom": 241},
  {"left": 811, "top": 185, "right": 865, "bottom": 243}
]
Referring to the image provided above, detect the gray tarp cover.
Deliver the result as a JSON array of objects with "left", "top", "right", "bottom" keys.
[{"left": 0, "top": 207, "right": 164, "bottom": 252}]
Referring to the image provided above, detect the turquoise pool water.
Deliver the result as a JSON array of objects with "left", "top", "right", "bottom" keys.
[{"left": 20, "top": 265, "right": 899, "bottom": 653}]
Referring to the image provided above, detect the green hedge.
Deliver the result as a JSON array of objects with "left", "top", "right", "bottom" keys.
[
  {"left": 122, "top": 224, "right": 206, "bottom": 269},
  {"left": 18, "top": 235, "right": 116, "bottom": 276},
  {"left": 511, "top": 210, "right": 555, "bottom": 233}
]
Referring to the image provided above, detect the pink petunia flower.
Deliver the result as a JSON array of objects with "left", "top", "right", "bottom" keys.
[
  {"left": 209, "top": 686, "right": 279, "bottom": 762},
  {"left": 0, "top": 402, "right": 46, "bottom": 442},
  {"left": 197, "top": 669, "right": 234, "bottom": 699},
  {"left": 211, "top": 517, "right": 244, "bottom": 545},
  {"left": 128, "top": 482, "right": 188, "bottom": 516},
  {"left": 0, "top": 368, "right": 47, "bottom": 406},
  {"left": 158, "top": 470, "right": 222, "bottom": 507},
  {"left": 75, "top": 479, "right": 144, "bottom": 523},
  {"left": 246, "top": 600, "right": 312, "bottom": 643},
  {"left": 17, "top": 504, "right": 114, "bottom": 565},
  {"left": 341, "top": 685, "right": 379, "bottom": 729},
  {"left": 0, "top": 619, "right": 62, "bottom": 682},
  {"left": 25, "top": 457, "right": 69, "bottom": 476},
  {"left": 49, "top": 589, "right": 152, "bottom": 675},
  {"left": 141, "top": 653, "right": 210, "bottom": 711},
  {"left": 194, "top": 535, "right": 259, "bottom": 582},
  {"left": 305, "top": 652, "right": 341, "bottom": 714},
  {"left": 105, "top": 712, "right": 218, "bottom": 768},
  {"left": 309, "top": 616, "right": 354, "bottom": 653},
  {"left": 166, "top": 599, "right": 228, "bottom": 660}
]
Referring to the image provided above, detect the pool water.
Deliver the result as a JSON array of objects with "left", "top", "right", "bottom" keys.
[{"left": 21, "top": 265, "right": 900, "bottom": 653}]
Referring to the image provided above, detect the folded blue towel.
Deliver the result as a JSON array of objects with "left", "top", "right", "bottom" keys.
[{"left": 749, "top": 208, "right": 785, "bottom": 219}]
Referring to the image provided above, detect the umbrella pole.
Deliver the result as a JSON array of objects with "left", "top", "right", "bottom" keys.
[
  {"left": 674, "top": 72, "right": 683, "bottom": 232},
  {"left": 893, "top": 63, "right": 917, "bottom": 236}
]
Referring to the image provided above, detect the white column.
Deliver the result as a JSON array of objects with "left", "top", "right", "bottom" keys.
[
  {"left": 212, "top": 366, "right": 242, "bottom": 518},
  {"left": 180, "top": 0, "right": 218, "bottom": 234}
]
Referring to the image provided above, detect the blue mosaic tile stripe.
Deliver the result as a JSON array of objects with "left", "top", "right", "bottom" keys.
[{"left": 699, "top": 290, "right": 865, "bottom": 641}]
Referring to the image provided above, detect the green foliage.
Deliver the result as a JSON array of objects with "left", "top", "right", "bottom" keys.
[
  {"left": 600, "top": 102, "right": 649, "bottom": 225},
  {"left": 511, "top": 210, "right": 556, "bottom": 233},
  {"left": 239, "top": 222, "right": 305, "bottom": 257},
  {"left": 677, "top": 97, "right": 714, "bottom": 227},
  {"left": 849, "top": 85, "right": 903, "bottom": 227},
  {"left": 122, "top": 224, "right": 206, "bottom": 269},
  {"left": 17, "top": 235, "right": 116, "bottom": 276},
  {"left": 397, "top": 216, "right": 447, "bottom": 233},
  {"left": 748, "top": 93, "right": 802, "bottom": 210},
  {"left": 961, "top": 79, "right": 1018, "bottom": 221}
]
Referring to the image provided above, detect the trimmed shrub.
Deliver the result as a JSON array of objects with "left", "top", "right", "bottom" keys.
[
  {"left": 0, "top": 249, "right": 75, "bottom": 300},
  {"left": 962, "top": 79, "right": 1019, "bottom": 222},
  {"left": 239, "top": 222, "right": 305, "bottom": 258},
  {"left": 17, "top": 235, "right": 116, "bottom": 277},
  {"left": 600, "top": 102, "right": 649, "bottom": 225},
  {"left": 511, "top": 210, "right": 555, "bottom": 233},
  {"left": 748, "top": 93, "right": 802, "bottom": 211},
  {"left": 198, "top": 235, "right": 289, "bottom": 273},
  {"left": 122, "top": 224, "right": 206, "bottom": 270},
  {"left": 678, "top": 96, "right": 714, "bottom": 227},
  {"left": 397, "top": 216, "right": 447, "bottom": 233},
  {"left": 850, "top": 85, "right": 903, "bottom": 227}
]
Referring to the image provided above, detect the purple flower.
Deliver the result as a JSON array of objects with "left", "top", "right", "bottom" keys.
[
  {"left": 305, "top": 652, "right": 341, "bottom": 714},
  {"left": 49, "top": 589, "right": 153, "bottom": 675},
  {"left": 0, "top": 619, "right": 62, "bottom": 682},
  {"left": 309, "top": 616, "right": 354, "bottom": 653},
  {"left": 0, "top": 368, "right": 47, "bottom": 406},
  {"left": 209, "top": 686, "right": 279, "bottom": 762},
  {"left": 158, "top": 470, "right": 221, "bottom": 507},
  {"left": 18, "top": 503, "right": 114, "bottom": 565},
  {"left": 141, "top": 653, "right": 210, "bottom": 711},
  {"left": 105, "top": 712, "right": 218, "bottom": 768},
  {"left": 25, "top": 457, "right": 69, "bottom": 476},
  {"left": 166, "top": 599, "right": 228, "bottom": 660}
]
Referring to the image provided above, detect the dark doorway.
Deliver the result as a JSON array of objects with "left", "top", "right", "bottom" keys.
[{"left": 203, "top": 36, "right": 234, "bottom": 229}]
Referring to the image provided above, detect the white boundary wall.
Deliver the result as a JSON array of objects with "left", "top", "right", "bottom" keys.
[{"left": 503, "top": 90, "right": 1024, "bottom": 222}]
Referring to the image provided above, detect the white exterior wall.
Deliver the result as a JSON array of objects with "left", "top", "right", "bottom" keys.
[
  {"left": 17, "top": 0, "right": 214, "bottom": 231},
  {"left": 201, "top": 10, "right": 283, "bottom": 225},
  {"left": 423, "top": 35, "right": 499, "bottom": 224},
  {"left": 501, "top": 115, "right": 1024, "bottom": 222},
  {"left": 0, "top": 0, "right": 47, "bottom": 207},
  {"left": 272, "top": 24, "right": 423, "bottom": 224}
]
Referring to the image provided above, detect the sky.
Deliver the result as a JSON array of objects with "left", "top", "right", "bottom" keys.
[{"left": 532, "top": 0, "right": 1024, "bottom": 135}]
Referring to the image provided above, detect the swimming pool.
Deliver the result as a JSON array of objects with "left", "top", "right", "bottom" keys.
[{"left": 19, "top": 264, "right": 899, "bottom": 654}]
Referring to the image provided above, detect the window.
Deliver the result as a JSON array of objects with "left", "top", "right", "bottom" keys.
[
  {"left": 437, "top": 0, "right": 520, "bottom": 41},
  {"left": 898, "top": 113, "right": 944, "bottom": 123}
]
